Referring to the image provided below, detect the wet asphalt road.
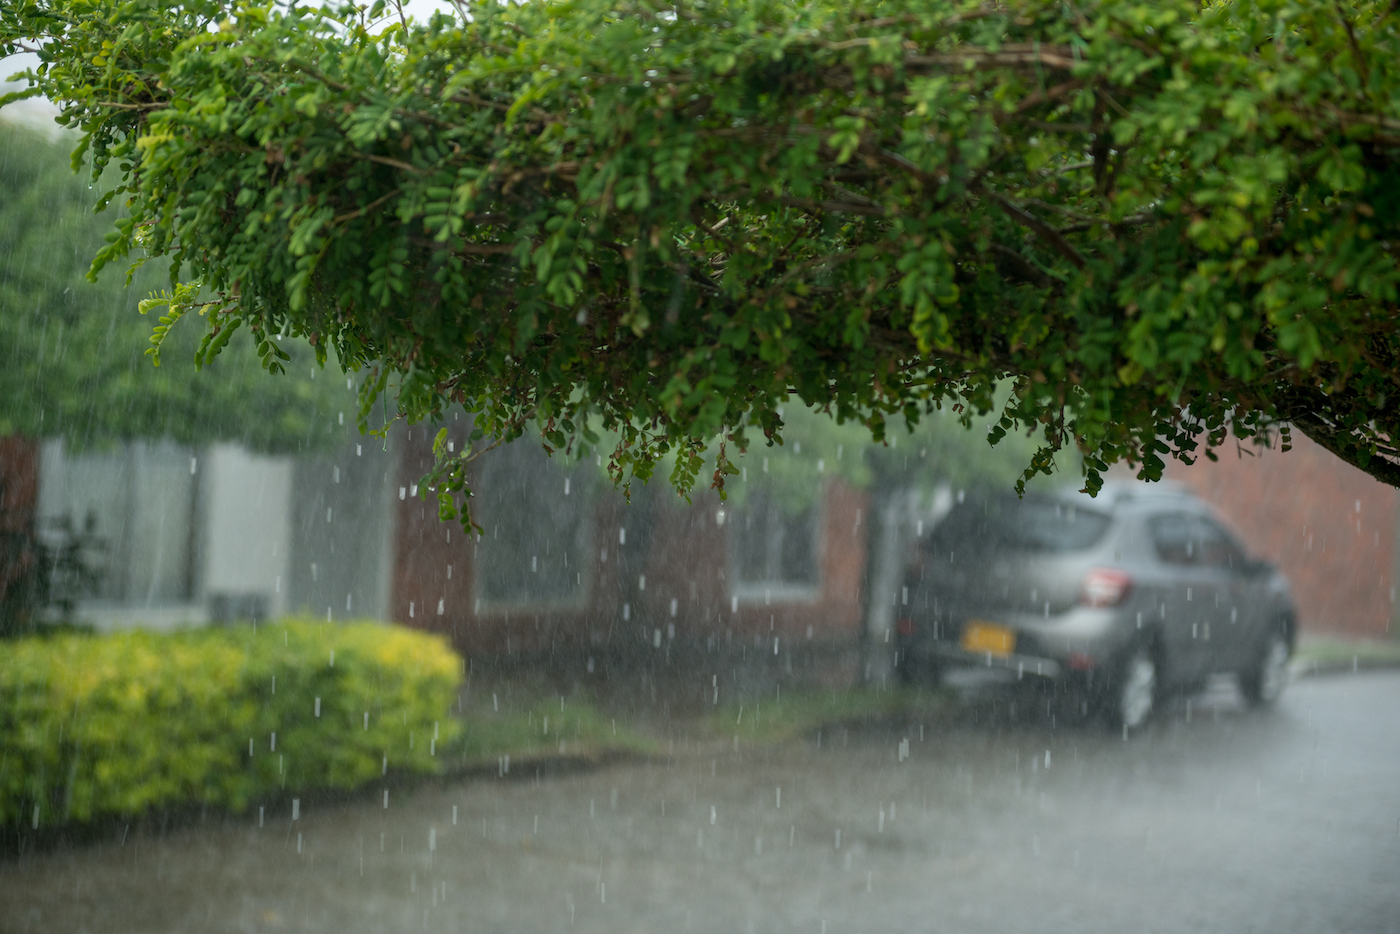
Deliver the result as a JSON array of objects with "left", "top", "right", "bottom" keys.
[{"left": 4, "top": 671, "right": 1399, "bottom": 934}]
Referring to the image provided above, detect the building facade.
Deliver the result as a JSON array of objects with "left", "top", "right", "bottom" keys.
[{"left": 3, "top": 421, "right": 1397, "bottom": 648}]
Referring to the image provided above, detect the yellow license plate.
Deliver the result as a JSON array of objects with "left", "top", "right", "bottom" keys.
[{"left": 961, "top": 621, "right": 1016, "bottom": 656}]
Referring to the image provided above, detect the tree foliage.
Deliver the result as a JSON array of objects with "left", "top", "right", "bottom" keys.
[
  {"left": 5, "top": 0, "right": 1400, "bottom": 525},
  {"left": 0, "top": 122, "right": 351, "bottom": 450}
]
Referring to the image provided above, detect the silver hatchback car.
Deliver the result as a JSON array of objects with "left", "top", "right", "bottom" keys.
[{"left": 895, "top": 482, "right": 1296, "bottom": 729}]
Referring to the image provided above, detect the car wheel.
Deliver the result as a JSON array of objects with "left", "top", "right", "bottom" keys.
[
  {"left": 1103, "top": 643, "right": 1159, "bottom": 732},
  {"left": 1240, "top": 624, "right": 1291, "bottom": 706}
]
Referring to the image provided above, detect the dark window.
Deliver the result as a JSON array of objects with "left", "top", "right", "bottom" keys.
[
  {"left": 731, "top": 492, "right": 820, "bottom": 591},
  {"left": 474, "top": 439, "right": 593, "bottom": 607},
  {"left": 1196, "top": 516, "right": 1247, "bottom": 570},
  {"left": 926, "top": 496, "right": 1111, "bottom": 555},
  {"left": 1149, "top": 513, "right": 1199, "bottom": 565}
]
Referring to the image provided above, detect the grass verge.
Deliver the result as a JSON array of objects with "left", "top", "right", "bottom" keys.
[
  {"left": 1293, "top": 635, "right": 1400, "bottom": 672},
  {"left": 450, "top": 698, "right": 661, "bottom": 768},
  {"left": 704, "top": 687, "right": 951, "bottom": 745}
]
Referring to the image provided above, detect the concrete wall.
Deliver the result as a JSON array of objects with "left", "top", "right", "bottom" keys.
[
  {"left": 26, "top": 429, "right": 399, "bottom": 630},
  {"left": 201, "top": 443, "right": 294, "bottom": 620}
]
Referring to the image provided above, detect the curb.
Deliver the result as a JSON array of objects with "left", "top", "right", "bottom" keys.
[{"left": 1292, "top": 658, "right": 1400, "bottom": 678}]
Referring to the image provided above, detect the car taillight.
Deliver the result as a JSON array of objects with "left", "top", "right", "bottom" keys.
[
  {"left": 896, "top": 616, "right": 915, "bottom": 636},
  {"left": 1081, "top": 568, "right": 1132, "bottom": 607}
]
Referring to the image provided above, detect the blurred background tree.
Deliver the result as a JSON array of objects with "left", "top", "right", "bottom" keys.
[{"left": 0, "top": 121, "right": 351, "bottom": 450}]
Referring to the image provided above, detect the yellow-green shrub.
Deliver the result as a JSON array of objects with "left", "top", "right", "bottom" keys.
[{"left": 0, "top": 620, "right": 462, "bottom": 827}]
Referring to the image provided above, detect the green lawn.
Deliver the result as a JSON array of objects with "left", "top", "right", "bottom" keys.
[
  {"left": 704, "top": 686, "right": 951, "bottom": 746},
  {"left": 1293, "top": 635, "right": 1400, "bottom": 671},
  {"left": 449, "top": 698, "right": 661, "bottom": 769}
]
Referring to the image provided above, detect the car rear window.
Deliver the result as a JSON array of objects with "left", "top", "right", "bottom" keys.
[{"left": 926, "top": 496, "right": 1112, "bottom": 554}]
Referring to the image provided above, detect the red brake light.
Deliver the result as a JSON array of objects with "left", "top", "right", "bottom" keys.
[
  {"left": 1081, "top": 568, "right": 1132, "bottom": 607},
  {"left": 896, "top": 616, "right": 915, "bottom": 636}
]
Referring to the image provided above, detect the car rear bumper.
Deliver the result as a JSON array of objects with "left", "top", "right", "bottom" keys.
[
  {"left": 922, "top": 641, "right": 1065, "bottom": 679},
  {"left": 901, "top": 605, "right": 1135, "bottom": 680}
]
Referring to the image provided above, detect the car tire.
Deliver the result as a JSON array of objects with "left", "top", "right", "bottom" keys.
[
  {"left": 1240, "top": 622, "right": 1291, "bottom": 706},
  {"left": 1101, "top": 641, "right": 1160, "bottom": 732}
]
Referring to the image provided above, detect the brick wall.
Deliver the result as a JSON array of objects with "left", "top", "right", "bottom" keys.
[
  {"left": 1165, "top": 433, "right": 1398, "bottom": 638},
  {"left": 390, "top": 429, "right": 869, "bottom": 657},
  {"left": 0, "top": 437, "right": 40, "bottom": 604}
]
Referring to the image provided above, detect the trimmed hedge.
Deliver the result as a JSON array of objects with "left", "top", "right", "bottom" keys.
[{"left": 0, "top": 620, "right": 462, "bottom": 828}]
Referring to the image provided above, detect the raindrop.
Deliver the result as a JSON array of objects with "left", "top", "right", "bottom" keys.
[
  {"left": 270, "top": 732, "right": 276, "bottom": 751},
  {"left": 292, "top": 799, "right": 300, "bottom": 820},
  {"left": 429, "top": 827, "right": 436, "bottom": 852},
  {"left": 364, "top": 712, "right": 369, "bottom": 730},
  {"left": 453, "top": 806, "right": 458, "bottom": 825},
  {"left": 315, "top": 697, "right": 321, "bottom": 717},
  {"left": 710, "top": 806, "right": 717, "bottom": 825},
  {"left": 384, "top": 790, "right": 390, "bottom": 808}
]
